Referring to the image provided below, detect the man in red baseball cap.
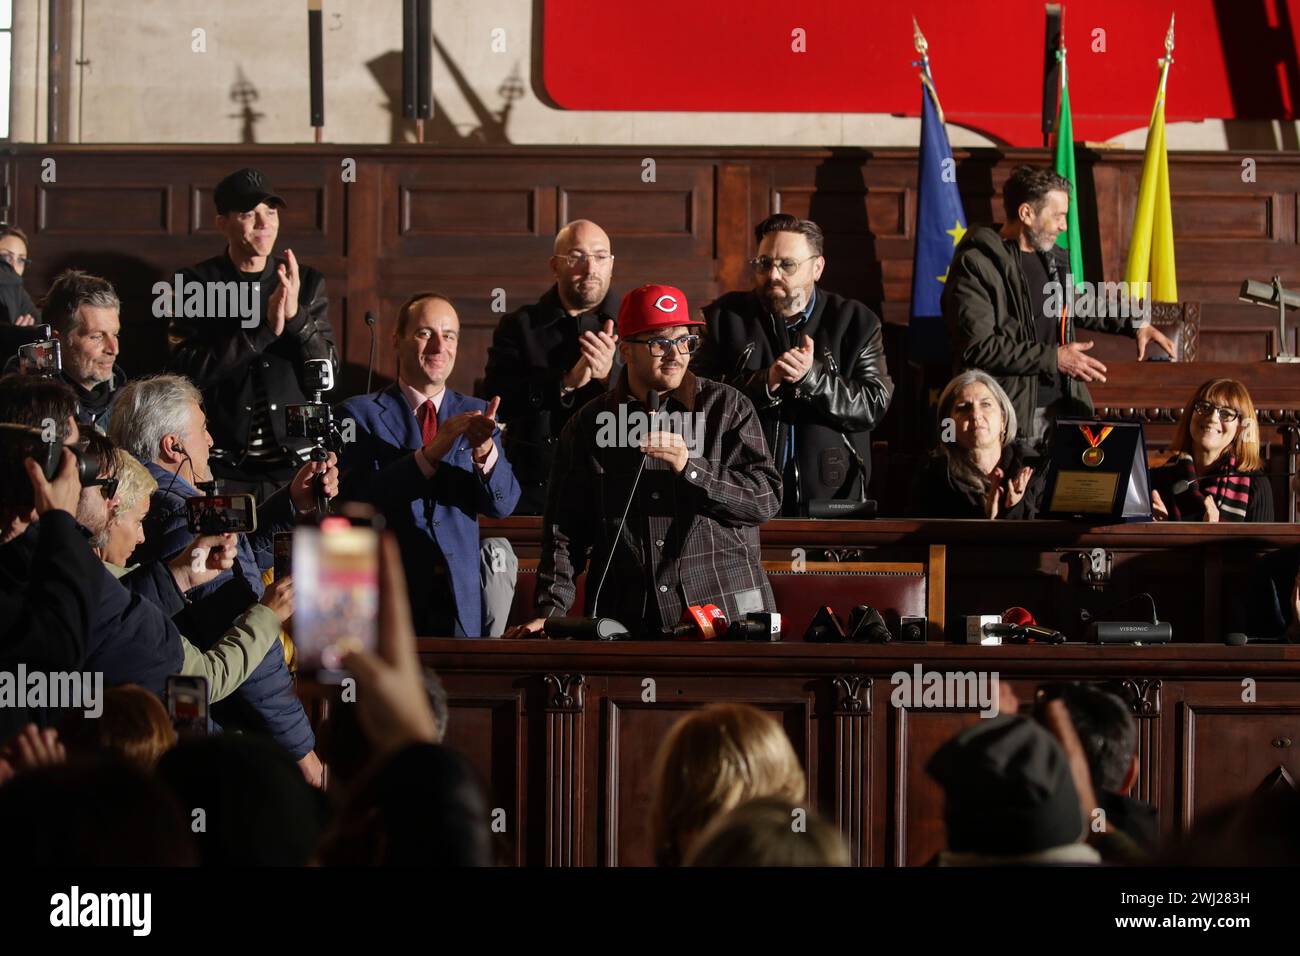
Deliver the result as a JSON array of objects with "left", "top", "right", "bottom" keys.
[{"left": 505, "top": 284, "right": 783, "bottom": 641}]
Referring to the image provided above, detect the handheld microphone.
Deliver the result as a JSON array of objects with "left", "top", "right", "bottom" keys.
[
  {"left": 726, "top": 611, "right": 782, "bottom": 641},
  {"left": 1000, "top": 606, "right": 1067, "bottom": 644},
  {"left": 589, "top": 389, "right": 658, "bottom": 619},
  {"left": 661, "top": 604, "right": 728, "bottom": 641},
  {"left": 804, "top": 606, "right": 846, "bottom": 643},
  {"left": 364, "top": 311, "right": 378, "bottom": 394},
  {"left": 846, "top": 605, "right": 891, "bottom": 642}
]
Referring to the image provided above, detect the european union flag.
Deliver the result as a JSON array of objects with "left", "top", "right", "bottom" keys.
[{"left": 908, "top": 79, "right": 967, "bottom": 364}]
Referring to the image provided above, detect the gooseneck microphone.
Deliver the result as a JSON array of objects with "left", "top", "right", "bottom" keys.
[
  {"left": 588, "top": 389, "right": 657, "bottom": 619},
  {"left": 364, "top": 311, "right": 378, "bottom": 394},
  {"left": 1171, "top": 470, "right": 1271, "bottom": 496},
  {"left": 544, "top": 389, "right": 657, "bottom": 641}
]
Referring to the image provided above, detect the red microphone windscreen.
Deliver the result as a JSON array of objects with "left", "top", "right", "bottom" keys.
[{"left": 1002, "top": 606, "right": 1036, "bottom": 627}]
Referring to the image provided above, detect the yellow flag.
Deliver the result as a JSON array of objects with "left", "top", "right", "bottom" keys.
[{"left": 1124, "top": 67, "right": 1177, "bottom": 302}]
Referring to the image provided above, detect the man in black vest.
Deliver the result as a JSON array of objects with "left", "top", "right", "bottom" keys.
[
  {"left": 697, "top": 214, "right": 893, "bottom": 516},
  {"left": 482, "top": 219, "right": 620, "bottom": 514}
]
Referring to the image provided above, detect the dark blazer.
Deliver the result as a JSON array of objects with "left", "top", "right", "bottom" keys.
[
  {"left": 697, "top": 286, "right": 893, "bottom": 513},
  {"left": 905, "top": 445, "right": 1042, "bottom": 519},
  {"left": 167, "top": 249, "right": 335, "bottom": 465},
  {"left": 132, "top": 462, "right": 316, "bottom": 759},
  {"left": 336, "top": 384, "right": 521, "bottom": 638},
  {"left": 481, "top": 285, "right": 621, "bottom": 514}
]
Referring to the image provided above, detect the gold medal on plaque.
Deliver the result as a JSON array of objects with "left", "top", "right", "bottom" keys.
[{"left": 1079, "top": 425, "right": 1113, "bottom": 468}]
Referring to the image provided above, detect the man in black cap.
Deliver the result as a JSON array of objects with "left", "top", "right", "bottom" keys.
[
  {"left": 167, "top": 167, "right": 335, "bottom": 500},
  {"left": 926, "top": 715, "right": 1100, "bottom": 865}
]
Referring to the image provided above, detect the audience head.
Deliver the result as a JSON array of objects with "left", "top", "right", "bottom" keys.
[
  {"left": 0, "top": 224, "right": 30, "bottom": 277},
  {"left": 649, "top": 703, "right": 806, "bottom": 866},
  {"left": 927, "top": 715, "right": 1088, "bottom": 863},
  {"left": 42, "top": 269, "right": 121, "bottom": 390},
  {"left": 1002, "top": 165, "right": 1071, "bottom": 253},
  {"left": 0, "top": 755, "right": 197, "bottom": 865},
  {"left": 393, "top": 292, "right": 458, "bottom": 392},
  {"left": 108, "top": 374, "right": 212, "bottom": 484},
  {"left": 319, "top": 743, "right": 492, "bottom": 866},
  {"left": 751, "top": 213, "right": 825, "bottom": 318},
  {"left": 318, "top": 667, "right": 449, "bottom": 793},
  {"left": 97, "top": 449, "right": 157, "bottom": 565},
  {"left": 156, "top": 734, "right": 326, "bottom": 866},
  {"left": 551, "top": 219, "right": 614, "bottom": 314},
  {"left": 685, "top": 796, "right": 850, "bottom": 867},
  {"left": 616, "top": 284, "right": 702, "bottom": 396},
  {"left": 1054, "top": 683, "right": 1139, "bottom": 796},
  {"left": 60, "top": 684, "right": 177, "bottom": 770},
  {"left": 0, "top": 373, "right": 80, "bottom": 525},
  {"left": 74, "top": 430, "right": 121, "bottom": 549},
  {"left": 213, "top": 167, "right": 284, "bottom": 263},
  {"left": 1170, "top": 378, "right": 1260, "bottom": 471}
]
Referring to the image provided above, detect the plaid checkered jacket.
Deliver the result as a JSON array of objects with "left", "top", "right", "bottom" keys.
[{"left": 536, "top": 369, "right": 781, "bottom": 635}]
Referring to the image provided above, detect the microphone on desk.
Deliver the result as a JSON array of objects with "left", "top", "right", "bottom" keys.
[
  {"left": 661, "top": 604, "right": 728, "bottom": 641},
  {"left": 999, "top": 606, "right": 1067, "bottom": 644},
  {"left": 1224, "top": 632, "right": 1286, "bottom": 646}
]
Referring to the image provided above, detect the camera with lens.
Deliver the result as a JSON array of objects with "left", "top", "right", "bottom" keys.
[{"left": 0, "top": 423, "right": 104, "bottom": 484}]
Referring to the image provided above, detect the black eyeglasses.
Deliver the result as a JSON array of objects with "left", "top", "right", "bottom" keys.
[
  {"left": 0, "top": 250, "right": 31, "bottom": 268},
  {"left": 748, "top": 255, "right": 817, "bottom": 277},
  {"left": 625, "top": 334, "right": 700, "bottom": 357},
  {"left": 1191, "top": 400, "right": 1241, "bottom": 424},
  {"left": 86, "top": 476, "right": 119, "bottom": 500}
]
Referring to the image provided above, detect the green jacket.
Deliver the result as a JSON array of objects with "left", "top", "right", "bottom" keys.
[
  {"left": 105, "top": 562, "right": 282, "bottom": 703},
  {"left": 941, "top": 226, "right": 1134, "bottom": 432}
]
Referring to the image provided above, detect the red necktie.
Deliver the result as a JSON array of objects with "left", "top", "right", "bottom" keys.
[{"left": 417, "top": 398, "right": 438, "bottom": 446}]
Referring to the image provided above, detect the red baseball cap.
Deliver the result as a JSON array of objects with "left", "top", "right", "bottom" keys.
[{"left": 617, "top": 284, "right": 703, "bottom": 339}]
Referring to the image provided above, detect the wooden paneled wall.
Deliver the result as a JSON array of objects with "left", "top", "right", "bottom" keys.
[{"left": 3, "top": 144, "right": 1297, "bottom": 430}]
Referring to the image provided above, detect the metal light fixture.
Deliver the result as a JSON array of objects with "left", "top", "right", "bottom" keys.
[{"left": 1239, "top": 276, "right": 1300, "bottom": 362}]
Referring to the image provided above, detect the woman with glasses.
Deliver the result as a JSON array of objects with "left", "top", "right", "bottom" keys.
[
  {"left": 1150, "top": 378, "right": 1273, "bottom": 522},
  {"left": 0, "top": 224, "right": 39, "bottom": 326}
]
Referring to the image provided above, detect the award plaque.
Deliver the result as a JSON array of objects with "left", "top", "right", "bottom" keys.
[{"left": 1042, "top": 419, "right": 1153, "bottom": 521}]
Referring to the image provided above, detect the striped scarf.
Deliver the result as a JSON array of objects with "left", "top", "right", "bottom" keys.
[{"left": 1167, "top": 452, "right": 1251, "bottom": 521}]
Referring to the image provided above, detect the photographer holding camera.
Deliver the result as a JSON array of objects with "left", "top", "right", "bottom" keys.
[
  {"left": 110, "top": 373, "right": 337, "bottom": 782},
  {"left": 0, "top": 377, "right": 301, "bottom": 752}
]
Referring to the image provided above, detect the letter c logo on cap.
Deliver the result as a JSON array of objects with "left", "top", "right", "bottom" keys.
[{"left": 653, "top": 295, "right": 679, "bottom": 313}]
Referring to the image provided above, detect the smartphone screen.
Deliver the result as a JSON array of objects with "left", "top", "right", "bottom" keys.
[
  {"left": 273, "top": 531, "right": 293, "bottom": 580},
  {"left": 17, "top": 339, "right": 60, "bottom": 374},
  {"left": 166, "top": 674, "right": 209, "bottom": 736},
  {"left": 186, "top": 494, "right": 257, "bottom": 535},
  {"left": 292, "top": 514, "right": 380, "bottom": 680}
]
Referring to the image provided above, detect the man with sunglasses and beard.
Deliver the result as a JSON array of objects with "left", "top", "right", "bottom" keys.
[
  {"left": 696, "top": 215, "right": 893, "bottom": 517},
  {"left": 505, "top": 285, "right": 781, "bottom": 640}
]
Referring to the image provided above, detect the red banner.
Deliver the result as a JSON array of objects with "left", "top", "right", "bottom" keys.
[{"left": 541, "top": 0, "right": 1300, "bottom": 145}]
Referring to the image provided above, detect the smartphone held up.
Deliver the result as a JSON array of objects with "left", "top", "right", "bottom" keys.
[{"left": 291, "top": 504, "right": 382, "bottom": 681}]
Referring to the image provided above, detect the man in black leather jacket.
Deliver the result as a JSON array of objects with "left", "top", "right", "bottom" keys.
[
  {"left": 167, "top": 168, "right": 336, "bottom": 499},
  {"left": 481, "top": 219, "right": 621, "bottom": 514},
  {"left": 697, "top": 214, "right": 893, "bottom": 516}
]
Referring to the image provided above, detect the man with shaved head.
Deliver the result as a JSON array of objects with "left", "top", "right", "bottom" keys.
[{"left": 482, "top": 219, "right": 621, "bottom": 513}]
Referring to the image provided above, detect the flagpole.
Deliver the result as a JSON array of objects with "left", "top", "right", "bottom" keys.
[
  {"left": 1155, "top": 14, "right": 1174, "bottom": 109},
  {"left": 913, "top": 17, "right": 945, "bottom": 122}
]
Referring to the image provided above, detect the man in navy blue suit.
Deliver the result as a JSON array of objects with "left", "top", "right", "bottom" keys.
[{"left": 337, "top": 292, "right": 520, "bottom": 637}]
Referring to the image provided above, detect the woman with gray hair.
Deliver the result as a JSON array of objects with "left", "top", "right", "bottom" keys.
[{"left": 907, "top": 369, "right": 1041, "bottom": 519}]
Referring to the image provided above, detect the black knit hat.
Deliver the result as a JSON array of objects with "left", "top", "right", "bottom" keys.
[{"left": 927, "top": 715, "right": 1084, "bottom": 855}]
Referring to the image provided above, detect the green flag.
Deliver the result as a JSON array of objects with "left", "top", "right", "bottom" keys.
[{"left": 1053, "top": 51, "right": 1084, "bottom": 283}]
